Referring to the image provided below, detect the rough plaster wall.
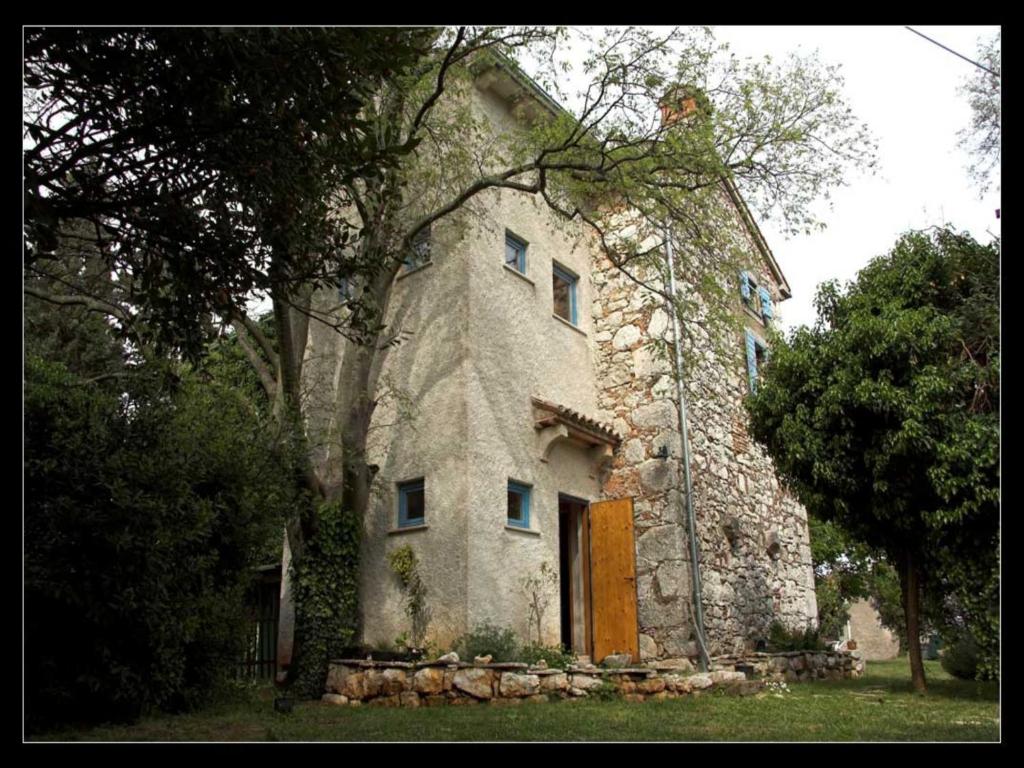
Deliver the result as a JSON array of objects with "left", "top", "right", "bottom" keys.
[
  {"left": 845, "top": 599, "right": 900, "bottom": 660},
  {"left": 592, "top": 196, "right": 818, "bottom": 659},
  {"left": 460, "top": 178, "right": 605, "bottom": 646},
  {"left": 356, "top": 224, "right": 473, "bottom": 651}
]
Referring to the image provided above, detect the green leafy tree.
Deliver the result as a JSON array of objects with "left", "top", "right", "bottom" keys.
[
  {"left": 25, "top": 26, "right": 877, "bottom": 690},
  {"left": 24, "top": 352, "right": 300, "bottom": 731},
  {"left": 958, "top": 31, "right": 1000, "bottom": 195},
  {"left": 747, "top": 228, "right": 999, "bottom": 692}
]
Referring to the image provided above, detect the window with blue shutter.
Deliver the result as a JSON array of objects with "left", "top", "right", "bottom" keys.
[
  {"left": 745, "top": 330, "right": 758, "bottom": 393},
  {"left": 739, "top": 271, "right": 752, "bottom": 302},
  {"left": 745, "top": 331, "right": 769, "bottom": 393},
  {"left": 758, "top": 286, "right": 773, "bottom": 322}
]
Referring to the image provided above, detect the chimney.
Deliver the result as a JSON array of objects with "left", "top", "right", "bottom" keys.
[{"left": 658, "top": 84, "right": 706, "bottom": 127}]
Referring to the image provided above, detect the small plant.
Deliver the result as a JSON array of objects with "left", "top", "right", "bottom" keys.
[
  {"left": 765, "top": 621, "right": 828, "bottom": 652},
  {"left": 388, "top": 544, "right": 429, "bottom": 648},
  {"left": 940, "top": 633, "right": 979, "bottom": 680},
  {"left": 453, "top": 623, "right": 519, "bottom": 662},
  {"left": 764, "top": 680, "right": 791, "bottom": 697},
  {"left": 519, "top": 642, "right": 576, "bottom": 670},
  {"left": 590, "top": 680, "right": 620, "bottom": 702},
  {"left": 522, "top": 561, "right": 559, "bottom": 645}
]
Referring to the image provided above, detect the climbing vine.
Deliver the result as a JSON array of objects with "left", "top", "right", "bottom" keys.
[
  {"left": 289, "top": 500, "right": 361, "bottom": 698},
  {"left": 388, "top": 544, "right": 429, "bottom": 648}
]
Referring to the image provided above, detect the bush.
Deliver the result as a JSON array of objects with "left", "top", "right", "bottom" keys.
[
  {"left": 766, "top": 621, "right": 829, "bottom": 652},
  {"left": 453, "top": 623, "right": 519, "bottom": 662},
  {"left": 24, "top": 356, "right": 296, "bottom": 732},
  {"left": 518, "top": 643, "right": 576, "bottom": 670},
  {"left": 940, "top": 634, "right": 979, "bottom": 680}
]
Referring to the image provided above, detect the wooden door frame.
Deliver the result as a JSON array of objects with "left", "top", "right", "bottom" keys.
[{"left": 558, "top": 494, "right": 593, "bottom": 659}]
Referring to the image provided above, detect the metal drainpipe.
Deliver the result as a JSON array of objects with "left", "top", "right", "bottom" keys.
[{"left": 664, "top": 226, "right": 711, "bottom": 673}]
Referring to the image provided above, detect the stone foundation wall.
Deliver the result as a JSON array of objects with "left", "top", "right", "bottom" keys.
[{"left": 322, "top": 651, "right": 861, "bottom": 707}]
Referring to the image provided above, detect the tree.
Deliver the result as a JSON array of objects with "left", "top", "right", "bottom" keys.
[
  {"left": 24, "top": 346, "right": 300, "bottom": 731},
  {"left": 24, "top": 26, "right": 877, "bottom": 691},
  {"left": 746, "top": 227, "right": 999, "bottom": 692},
  {"left": 958, "top": 31, "right": 1000, "bottom": 195}
]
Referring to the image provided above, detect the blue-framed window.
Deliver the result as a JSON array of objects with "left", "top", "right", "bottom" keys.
[
  {"left": 505, "top": 231, "right": 527, "bottom": 273},
  {"left": 507, "top": 480, "right": 531, "bottom": 528},
  {"left": 552, "top": 263, "right": 578, "bottom": 325},
  {"left": 404, "top": 225, "right": 432, "bottom": 272},
  {"left": 337, "top": 276, "right": 358, "bottom": 304},
  {"left": 740, "top": 270, "right": 773, "bottom": 325},
  {"left": 398, "top": 479, "right": 425, "bottom": 527},
  {"left": 744, "top": 330, "right": 769, "bottom": 394}
]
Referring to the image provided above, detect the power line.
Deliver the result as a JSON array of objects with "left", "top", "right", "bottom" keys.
[{"left": 905, "top": 27, "right": 1000, "bottom": 78}]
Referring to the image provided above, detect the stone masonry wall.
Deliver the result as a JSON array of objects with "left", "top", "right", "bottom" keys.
[
  {"left": 322, "top": 651, "right": 862, "bottom": 708},
  {"left": 592, "top": 202, "right": 817, "bottom": 660}
]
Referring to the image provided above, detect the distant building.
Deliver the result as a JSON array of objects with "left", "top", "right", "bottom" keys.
[{"left": 840, "top": 599, "right": 900, "bottom": 660}]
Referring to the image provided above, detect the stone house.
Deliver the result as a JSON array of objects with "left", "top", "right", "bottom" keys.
[{"left": 298, "top": 56, "right": 818, "bottom": 665}]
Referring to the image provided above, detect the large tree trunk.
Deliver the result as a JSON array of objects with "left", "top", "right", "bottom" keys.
[
  {"left": 274, "top": 259, "right": 397, "bottom": 689},
  {"left": 899, "top": 547, "right": 928, "bottom": 694}
]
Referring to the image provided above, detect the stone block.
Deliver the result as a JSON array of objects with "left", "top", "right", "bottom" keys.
[
  {"left": 636, "top": 677, "right": 666, "bottom": 694},
  {"left": 687, "top": 674, "right": 713, "bottom": 690},
  {"left": 539, "top": 672, "right": 569, "bottom": 692},
  {"left": 499, "top": 673, "right": 540, "bottom": 697},
  {"left": 399, "top": 691, "right": 420, "bottom": 708},
  {"left": 413, "top": 666, "right": 446, "bottom": 695},
  {"left": 453, "top": 668, "right": 495, "bottom": 699},
  {"left": 569, "top": 674, "right": 605, "bottom": 691},
  {"left": 638, "top": 633, "right": 659, "bottom": 660},
  {"left": 321, "top": 693, "right": 348, "bottom": 705},
  {"left": 380, "top": 668, "right": 408, "bottom": 695}
]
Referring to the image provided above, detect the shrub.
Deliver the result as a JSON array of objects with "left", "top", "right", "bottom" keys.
[
  {"left": 453, "top": 623, "right": 519, "bottom": 662},
  {"left": 940, "top": 634, "right": 979, "bottom": 680},
  {"left": 518, "top": 643, "right": 576, "bottom": 670},
  {"left": 765, "top": 621, "right": 829, "bottom": 652},
  {"left": 24, "top": 356, "right": 295, "bottom": 731}
]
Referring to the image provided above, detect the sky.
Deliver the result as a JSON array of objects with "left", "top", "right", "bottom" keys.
[{"left": 710, "top": 25, "right": 1001, "bottom": 331}]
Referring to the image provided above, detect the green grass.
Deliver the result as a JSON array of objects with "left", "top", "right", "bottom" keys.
[{"left": 33, "top": 660, "right": 999, "bottom": 742}]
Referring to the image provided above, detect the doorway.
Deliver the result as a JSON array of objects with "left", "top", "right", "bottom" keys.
[{"left": 558, "top": 495, "right": 592, "bottom": 656}]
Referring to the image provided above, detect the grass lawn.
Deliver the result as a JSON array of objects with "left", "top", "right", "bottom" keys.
[{"left": 33, "top": 659, "right": 999, "bottom": 742}]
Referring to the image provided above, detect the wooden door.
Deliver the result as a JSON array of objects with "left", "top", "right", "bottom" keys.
[{"left": 588, "top": 498, "right": 639, "bottom": 663}]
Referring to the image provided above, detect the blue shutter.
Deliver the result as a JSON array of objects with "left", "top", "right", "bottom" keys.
[
  {"left": 745, "top": 330, "right": 758, "bottom": 393},
  {"left": 758, "top": 287, "right": 773, "bottom": 320},
  {"left": 739, "top": 271, "right": 751, "bottom": 301}
]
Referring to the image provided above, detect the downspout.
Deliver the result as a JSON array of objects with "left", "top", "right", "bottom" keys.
[{"left": 664, "top": 226, "right": 711, "bottom": 673}]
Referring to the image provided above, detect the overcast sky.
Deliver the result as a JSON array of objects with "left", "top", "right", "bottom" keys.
[{"left": 711, "top": 25, "right": 1001, "bottom": 331}]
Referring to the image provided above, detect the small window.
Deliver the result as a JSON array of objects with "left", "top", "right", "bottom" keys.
[
  {"left": 740, "top": 271, "right": 773, "bottom": 325},
  {"left": 505, "top": 231, "right": 527, "bottom": 273},
  {"left": 507, "top": 480, "right": 531, "bottom": 528},
  {"left": 552, "top": 263, "right": 578, "bottom": 325},
  {"left": 398, "top": 479, "right": 425, "bottom": 527},
  {"left": 404, "top": 225, "right": 432, "bottom": 272},
  {"left": 337, "top": 276, "right": 357, "bottom": 304},
  {"left": 744, "top": 330, "right": 769, "bottom": 393}
]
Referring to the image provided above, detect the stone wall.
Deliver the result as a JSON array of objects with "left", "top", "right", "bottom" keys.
[
  {"left": 591, "top": 201, "right": 818, "bottom": 660},
  {"left": 322, "top": 651, "right": 861, "bottom": 707}
]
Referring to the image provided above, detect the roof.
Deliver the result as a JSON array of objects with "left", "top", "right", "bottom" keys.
[
  {"left": 473, "top": 50, "right": 793, "bottom": 300},
  {"left": 531, "top": 396, "right": 621, "bottom": 446}
]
